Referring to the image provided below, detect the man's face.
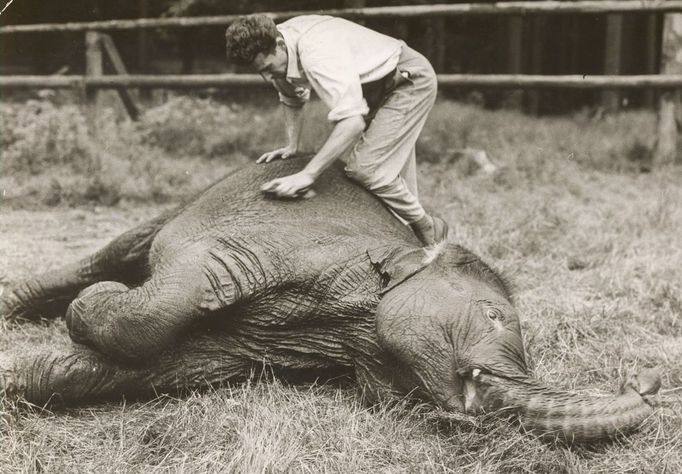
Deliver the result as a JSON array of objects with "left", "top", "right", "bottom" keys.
[{"left": 252, "top": 39, "right": 288, "bottom": 82}]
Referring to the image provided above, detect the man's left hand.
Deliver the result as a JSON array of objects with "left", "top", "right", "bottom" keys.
[{"left": 261, "top": 171, "right": 315, "bottom": 198}]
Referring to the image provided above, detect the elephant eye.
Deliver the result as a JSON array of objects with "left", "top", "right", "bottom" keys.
[{"left": 486, "top": 308, "right": 504, "bottom": 321}]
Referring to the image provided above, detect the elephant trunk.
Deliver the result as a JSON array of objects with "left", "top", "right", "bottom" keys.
[{"left": 464, "top": 368, "right": 661, "bottom": 443}]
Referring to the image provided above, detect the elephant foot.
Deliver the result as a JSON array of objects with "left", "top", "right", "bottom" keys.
[
  {"left": 65, "top": 281, "right": 129, "bottom": 345},
  {"left": 0, "top": 281, "right": 69, "bottom": 323},
  {"left": 0, "top": 352, "right": 22, "bottom": 402},
  {"left": 0, "top": 285, "right": 32, "bottom": 323}
]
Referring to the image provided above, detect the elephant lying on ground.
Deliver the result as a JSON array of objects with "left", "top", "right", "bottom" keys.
[{"left": 0, "top": 159, "right": 660, "bottom": 443}]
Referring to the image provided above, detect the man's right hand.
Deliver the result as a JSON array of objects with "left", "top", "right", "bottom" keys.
[{"left": 257, "top": 145, "right": 299, "bottom": 164}]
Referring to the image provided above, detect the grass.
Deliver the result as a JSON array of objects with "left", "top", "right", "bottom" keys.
[
  {"left": 0, "top": 380, "right": 547, "bottom": 473},
  {"left": 1, "top": 95, "right": 681, "bottom": 472}
]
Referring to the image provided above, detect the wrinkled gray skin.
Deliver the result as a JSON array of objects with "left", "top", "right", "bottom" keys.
[{"left": 0, "top": 159, "right": 660, "bottom": 443}]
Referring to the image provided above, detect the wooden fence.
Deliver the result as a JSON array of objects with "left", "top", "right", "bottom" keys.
[
  {"left": 2, "top": 1, "right": 682, "bottom": 91},
  {"left": 2, "top": 1, "right": 682, "bottom": 163},
  {"left": 5, "top": 74, "right": 682, "bottom": 90},
  {"left": 2, "top": 1, "right": 682, "bottom": 33}
]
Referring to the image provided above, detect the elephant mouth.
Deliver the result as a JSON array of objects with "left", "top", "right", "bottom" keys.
[{"left": 457, "top": 366, "right": 521, "bottom": 414}]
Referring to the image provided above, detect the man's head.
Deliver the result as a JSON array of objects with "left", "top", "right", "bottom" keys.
[{"left": 225, "top": 14, "right": 288, "bottom": 81}]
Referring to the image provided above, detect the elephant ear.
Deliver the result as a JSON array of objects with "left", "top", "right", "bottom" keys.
[{"left": 367, "top": 246, "right": 432, "bottom": 295}]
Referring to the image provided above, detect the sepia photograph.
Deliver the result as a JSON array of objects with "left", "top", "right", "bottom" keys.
[{"left": 1, "top": 1, "right": 681, "bottom": 472}]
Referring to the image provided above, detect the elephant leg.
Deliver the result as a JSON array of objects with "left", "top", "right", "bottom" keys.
[
  {"left": 64, "top": 257, "right": 232, "bottom": 363},
  {"left": 1, "top": 210, "right": 176, "bottom": 322},
  {"left": 354, "top": 359, "right": 406, "bottom": 405},
  {"left": 0, "top": 333, "right": 251, "bottom": 406}
]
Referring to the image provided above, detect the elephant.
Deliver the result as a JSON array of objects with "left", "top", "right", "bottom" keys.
[{"left": 0, "top": 158, "right": 660, "bottom": 443}]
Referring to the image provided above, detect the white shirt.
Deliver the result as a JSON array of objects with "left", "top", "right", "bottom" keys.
[{"left": 274, "top": 15, "right": 404, "bottom": 122}]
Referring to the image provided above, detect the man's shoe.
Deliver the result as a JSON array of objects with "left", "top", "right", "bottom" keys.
[
  {"left": 410, "top": 215, "right": 450, "bottom": 248},
  {"left": 429, "top": 216, "right": 449, "bottom": 249}
]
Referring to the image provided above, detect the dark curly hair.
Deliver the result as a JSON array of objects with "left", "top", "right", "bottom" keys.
[{"left": 225, "top": 14, "right": 279, "bottom": 66}]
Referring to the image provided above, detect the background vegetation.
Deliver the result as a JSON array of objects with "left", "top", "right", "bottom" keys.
[
  {"left": 0, "top": 92, "right": 660, "bottom": 207},
  {"left": 1, "top": 95, "right": 681, "bottom": 472}
]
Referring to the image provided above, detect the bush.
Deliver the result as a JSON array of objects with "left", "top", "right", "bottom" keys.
[
  {"left": 139, "top": 96, "right": 275, "bottom": 160},
  {"left": 0, "top": 95, "right": 659, "bottom": 208},
  {"left": 0, "top": 98, "right": 244, "bottom": 207},
  {"left": 0, "top": 100, "right": 92, "bottom": 174}
]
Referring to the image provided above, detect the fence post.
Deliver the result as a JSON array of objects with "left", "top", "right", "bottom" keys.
[
  {"left": 655, "top": 14, "right": 682, "bottom": 165},
  {"left": 644, "top": 14, "right": 659, "bottom": 108},
  {"left": 100, "top": 33, "right": 140, "bottom": 120},
  {"left": 506, "top": 15, "right": 523, "bottom": 108},
  {"left": 431, "top": 18, "right": 446, "bottom": 73},
  {"left": 85, "top": 31, "right": 103, "bottom": 113},
  {"left": 344, "top": 0, "right": 366, "bottom": 24},
  {"left": 527, "top": 16, "right": 546, "bottom": 114},
  {"left": 138, "top": 0, "right": 151, "bottom": 100},
  {"left": 602, "top": 14, "right": 623, "bottom": 112}
]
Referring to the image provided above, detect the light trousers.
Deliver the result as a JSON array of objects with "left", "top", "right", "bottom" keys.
[{"left": 344, "top": 45, "right": 437, "bottom": 224}]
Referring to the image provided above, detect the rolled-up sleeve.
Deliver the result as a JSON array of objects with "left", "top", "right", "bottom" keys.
[
  {"left": 272, "top": 78, "right": 310, "bottom": 108},
  {"left": 300, "top": 43, "right": 369, "bottom": 122}
]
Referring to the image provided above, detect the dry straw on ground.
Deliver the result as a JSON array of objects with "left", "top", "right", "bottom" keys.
[{"left": 1, "top": 97, "right": 681, "bottom": 473}]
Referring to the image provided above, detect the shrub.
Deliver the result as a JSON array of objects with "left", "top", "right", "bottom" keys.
[
  {"left": 0, "top": 96, "right": 659, "bottom": 209},
  {"left": 139, "top": 96, "right": 275, "bottom": 159},
  {"left": 0, "top": 100, "right": 92, "bottom": 174},
  {"left": 0, "top": 99, "right": 236, "bottom": 206}
]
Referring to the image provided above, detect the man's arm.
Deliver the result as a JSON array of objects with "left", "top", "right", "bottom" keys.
[
  {"left": 303, "top": 114, "right": 364, "bottom": 178},
  {"left": 261, "top": 40, "right": 368, "bottom": 197},
  {"left": 284, "top": 103, "right": 305, "bottom": 152},
  {"left": 261, "top": 114, "right": 365, "bottom": 197},
  {"left": 258, "top": 103, "right": 306, "bottom": 163}
]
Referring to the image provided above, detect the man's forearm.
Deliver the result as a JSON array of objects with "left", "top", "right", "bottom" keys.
[
  {"left": 303, "top": 115, "right": 365, "bottom": 179},
  {"left": 283, "top": 104, "right": 305, "bottom": 149}
]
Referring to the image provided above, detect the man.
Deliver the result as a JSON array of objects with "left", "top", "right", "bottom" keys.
[{"left": 225, "top": 14, "right": 448, "bottom": 248}]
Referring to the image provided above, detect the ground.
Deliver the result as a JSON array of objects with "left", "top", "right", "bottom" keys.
[{"left": 1, "top": 100, "right": 681, "bottom": 472}]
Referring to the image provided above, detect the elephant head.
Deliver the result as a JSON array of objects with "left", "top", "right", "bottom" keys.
[{"left": 373, "top": 244, "right": 660, "bottom": 443}]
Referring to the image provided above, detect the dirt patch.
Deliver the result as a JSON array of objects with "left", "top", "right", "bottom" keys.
[
  {"left": 0, "top": 204, "right": 172, "bottom": 352},
  {"left": 0, "top": 205, "right": 168, "bottom": 282}
]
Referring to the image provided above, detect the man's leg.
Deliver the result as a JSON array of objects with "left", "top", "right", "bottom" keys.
[
  {"left": 345, "top": 46, "right": 447, "bottom": 247},
  {"left": 400, "top": 147, "right": 418, "bottom": 199}
]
